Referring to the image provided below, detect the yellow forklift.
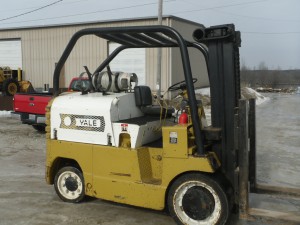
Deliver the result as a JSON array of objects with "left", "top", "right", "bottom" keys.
[{"left": 45, "top": 25, "right": 300, "bottom": 225}]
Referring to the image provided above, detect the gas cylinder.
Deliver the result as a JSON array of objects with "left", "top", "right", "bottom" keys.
[{"left": 179, "top": 110, "right": 188, "bottom": 124}]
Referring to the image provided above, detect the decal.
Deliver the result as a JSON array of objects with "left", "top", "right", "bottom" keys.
[
  {"left": 121, "top": 123, "right": 128, "bottom": 132},
  {"left": 169, "top": 131, "right": 178, "bottom": 144},
  {"left": 60, "top": 114, "right": 105, "bottom": 132}
]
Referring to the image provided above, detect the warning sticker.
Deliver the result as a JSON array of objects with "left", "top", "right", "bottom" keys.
[
  {"left": 169, "top": 131, "right": 178, "bottom": 144},
  {"left": 121, "top": 123, "right": 128, "bottom": 132}
]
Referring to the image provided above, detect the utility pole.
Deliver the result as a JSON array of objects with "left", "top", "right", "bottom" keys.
[{"left": 156, "top": 0, "right": 163, "bottom": 98}]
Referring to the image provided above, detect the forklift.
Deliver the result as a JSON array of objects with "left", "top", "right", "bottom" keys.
[{"left": 45, "top": 25, "right": 300, "bottom": 225}]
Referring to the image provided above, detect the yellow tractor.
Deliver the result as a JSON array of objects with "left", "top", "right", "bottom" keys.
[{"left": 0, "top": 66, "right": 33, "bottom": 96}]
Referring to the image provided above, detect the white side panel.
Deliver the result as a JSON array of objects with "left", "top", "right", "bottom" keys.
[
  {"left": 0, "top": 39, "right": 22, "bottom": 69},
  {"left": 51, "top": 92, "right": 114, "bottom": 146},
  {"left": 116, "top": 93, "right": 143, "bottom": 120},
  {"left": 50, "top": 92, "right": 143, "bottom": 147},
  {"left": 112, "top": 120, "right": 162, "bottom": 148}
]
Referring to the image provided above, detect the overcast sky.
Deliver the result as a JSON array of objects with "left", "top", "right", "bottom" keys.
[{"left": 0, "top": 0, "right": 299, "bottom": 69}]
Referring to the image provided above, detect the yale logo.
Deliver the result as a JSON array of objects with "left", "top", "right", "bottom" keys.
[
  {"left": 75, "top": 118, "right": 101, "bottom": 128},
  {"left": 60, "top": 114, "right": 105, "bottom": 132}
]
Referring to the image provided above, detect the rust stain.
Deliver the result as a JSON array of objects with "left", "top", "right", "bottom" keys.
[{"left": 110, "top": 172, "right": 131, "bottom": 177}]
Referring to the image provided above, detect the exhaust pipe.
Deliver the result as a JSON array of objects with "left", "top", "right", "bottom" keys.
[{"left": 193, "top": 28, "right": 205, "bottom": 42}]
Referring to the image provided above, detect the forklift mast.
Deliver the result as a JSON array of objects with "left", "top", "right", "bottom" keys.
[
  {"left": 198, "top": 25, "right": 300, "bottom": 223},
  {"left": 195, "top": 24, "right": 241, "bottom": 184}
]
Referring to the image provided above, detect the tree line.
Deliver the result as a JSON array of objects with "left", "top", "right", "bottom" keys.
[{"left": 240, "top": 61, "right": 300, "bottom": 88}]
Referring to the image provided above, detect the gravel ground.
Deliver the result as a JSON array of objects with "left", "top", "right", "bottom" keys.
[{"left": 0, "top": 93, "right": 299, "bottom": 225}]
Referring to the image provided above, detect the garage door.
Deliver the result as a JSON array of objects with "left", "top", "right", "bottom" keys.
[
  {"left": 109, "top": 42, "right": 146, "bottom": 85},
  {"left": 0, "top": 39, "right": 22, "bottom": 69}
]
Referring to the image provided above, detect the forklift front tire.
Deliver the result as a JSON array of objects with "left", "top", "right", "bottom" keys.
[
  {"left": 54, "top": 166, "right": 85, "bottom": 203},
  {"left": 167, "top": 173, "right": 229, "bottom": 225}
]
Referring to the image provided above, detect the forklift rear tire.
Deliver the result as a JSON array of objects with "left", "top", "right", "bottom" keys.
[
  {"left": 3, "top": 78, "right": 20, "bottom": 96},
  {"left": 167, "top": 173, "right": 229, "bottom": 225},
  {"left": 54, "top": 166, "right": 85, "bottom": 203}
]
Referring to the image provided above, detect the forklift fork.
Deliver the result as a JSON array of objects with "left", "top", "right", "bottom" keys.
[{"left": 237, "top": 98, "right": 300, "bottom": 223}]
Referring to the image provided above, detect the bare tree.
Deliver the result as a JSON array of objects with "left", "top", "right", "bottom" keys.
[
  {"left": 240, "top": 59, "right": 250, "bottom": 71},
  {"left": 258, "top": 61, "right": 268, "bottom": 70}
]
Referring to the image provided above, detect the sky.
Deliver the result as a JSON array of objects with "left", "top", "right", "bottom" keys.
[{"left": 0, "top": 0, "right": 299, "bottom": 70}]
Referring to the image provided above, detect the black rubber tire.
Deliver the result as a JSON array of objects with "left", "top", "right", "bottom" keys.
[
  {"left": 3, "top": 78, "right": 20, "bottom": 96},
  {"left": 54, "top": 166, "right": 85, "bottom": 203},
  {"left": 32, "top": 125, "right": 46, "bottom": 133},
  {"left": 167, "top": 173, "right": 229, "bottom": 225}
]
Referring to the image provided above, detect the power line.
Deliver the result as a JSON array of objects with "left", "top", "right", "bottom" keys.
[
  {"left": 179, "top": 0, "right": 300, "bottom": 23},
  {"left": 0, "top": 5, "right": 44, "bottom": 13},
  {"left": 212, "top": 9, "right": 300, "bottom": 23},
  {"left": 2, "top": 0, "right": 298, "bottom": 36},
  {"left": 172, "top": 0, "right": 268, "bottom": 14},
  {"left": 0, "top": 0, "right": 63, "bottom": 22},
  {"left": 0, "top": 0, "right": 175, "bottom": 26},
  {"left": 0, "top": 0, "right": 90, "bottom": 13},
  {"left": 173, "top": 1, "right": 300, "bottom": 35},
  {"left": 242, "top": 31, "right": 300, "bottom": 35}
]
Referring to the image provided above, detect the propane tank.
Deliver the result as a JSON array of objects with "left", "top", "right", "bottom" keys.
[
  {"left": 92, "top": 71, "right": 138, "bottom": 92},
  {"left": 178, "top": 110, "right": 188, "bottom": 124}
]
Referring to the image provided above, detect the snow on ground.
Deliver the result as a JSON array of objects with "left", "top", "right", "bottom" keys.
[
  {"left": 196, "top": 87, "right": 269, "bottom": 105},
  {"left": 203, "top": 107, "right": 211, "bottom": 126},
  {"left": 0, "top": 111, "right": 12, "bottom": 118},
  {"left": 195, "top": 87, "right": 210, "bottom": 96},
  {"left": 241, "top": 87, "right": 269, "bottom": 105},
  {"left": 196, "top": 87, "right": 269, "bottom": 126}
]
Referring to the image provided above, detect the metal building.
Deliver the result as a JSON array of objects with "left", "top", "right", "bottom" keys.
[{"left": 0, "top": 16, "right": 209, "bottom": 92}]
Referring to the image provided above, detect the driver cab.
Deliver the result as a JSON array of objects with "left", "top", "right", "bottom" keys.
[
  {"left": 110, "top": 78, "right": 207, "bottom": 150},
  {"left": 111, "top": 84, "right": 173, "bottom": 149}
]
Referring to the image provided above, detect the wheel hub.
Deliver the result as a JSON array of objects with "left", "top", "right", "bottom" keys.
[
  {"left": 65, "top": 176, "right": 78, "bottom": 192},
  {"left": 182, "top": 186, "right": 215, "bottom": 220}
]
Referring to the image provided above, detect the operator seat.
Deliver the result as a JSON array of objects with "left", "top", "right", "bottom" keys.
[
  {"left": 134, "top": 86, "right": 174, "bottom": 117},
  {"left": 134, "top": 85, "right": 152, "bottom": 107}
]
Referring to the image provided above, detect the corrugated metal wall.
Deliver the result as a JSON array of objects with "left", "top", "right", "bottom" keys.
[{"left": 0, "top": 17, "right": 209, "bottom": 91}]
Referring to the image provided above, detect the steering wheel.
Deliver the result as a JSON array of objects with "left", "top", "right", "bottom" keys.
[{"left": 168, "top": 78, "right": 197, "bottom": 91}]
